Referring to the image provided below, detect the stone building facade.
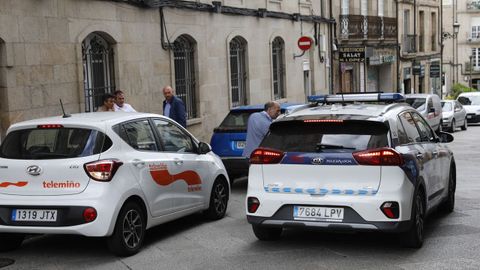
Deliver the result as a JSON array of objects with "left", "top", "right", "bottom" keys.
[
  {"left": 332, "top": 0, "right": 398, "bottom": 93},
  {"left": 398, "top": 0, "right": 442, "bottom": 96},
  {"left": 0, "top": 0, "right": 332, "bottom": 141}
]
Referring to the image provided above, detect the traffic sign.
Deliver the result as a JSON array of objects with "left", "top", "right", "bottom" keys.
[{"left": 297, "top": 36, "right": 313, "bottom": 51}]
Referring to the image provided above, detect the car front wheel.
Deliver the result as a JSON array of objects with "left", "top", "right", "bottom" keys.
[
  {"left": 442, "top": 165, "right": 456, "bottom": 213},
  {"left": 107, "top": 201, "right": 146, "bottom": 257},
  {"left": 204, "top": 177, "right": 229, "bottom": 220},
  {"left": 0, "top": 233, "right": 25, "bottom": 252},
  {"left": 461, "top": 118, "right": 468, "bottom": 131}
]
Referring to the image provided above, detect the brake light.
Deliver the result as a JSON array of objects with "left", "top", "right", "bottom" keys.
[
  {"left": 303, "top": 119, "right": 343, "bottom": 123},
  {"left": 250, "top": 148, "right": 284, "bottom": 164},
  {"left": 353, "top": 148, "right": 403, "bottom": 166},
  {"left": 37, "top": 124, "right": 63, "bottom": 129},
  {"left": 380, "top": 202, "right": 399, "bottom": 219},
  {"left": 247, "top": 197, "right": 260, "bottom": 213},
  {"left": 84, "top": 159, "right": 123, "bottom": 182}
]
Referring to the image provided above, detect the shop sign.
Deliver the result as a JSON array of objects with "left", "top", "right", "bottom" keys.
[
  {"left": 339, "top": 47, "right": 365, "bottom": 62},
  {"left": 413, "top": 62, "right": 425, "bottom": 77},
  {"left": 430, "top": 64, "right": 440, "bottom": 77},
  {"left": 383, "top": 55, "right": 396, "bottom": 63}
]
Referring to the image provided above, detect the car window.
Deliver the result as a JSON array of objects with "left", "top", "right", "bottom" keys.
[
  {"left": 458, "top": 95, "right": 480, "bottom": 105},
  {"left": 153, "top": 119, "right": 194, "bottom": 153},
  {"left": 411, "top": 112, "right": 435, "bottom": 142},
  {"left": 441, "top": 102, "right": 452, "bottom": 112},
  {"left": 121, "top": 120, "right": 158, "bottom": 151},
  {"left": 427, "top": 98, "right": 433, "bottom": 111},
  {"left": 261, "top": 120, "right": 388, "bottom": 153},
  {"left": 218, "top": 110, "right": 259, "bottom": 130},
  {"left": 0, "top": 128, "right": 111, "bottom": 159},
  {"left": 398, "top": 112, "right": 421, "bottom": 143},
  {"left": 406, "top": 98, "right": 426, "bottom": 110},
  {"left": 396, "top": 118, "right": 410, "bottom": 145}
]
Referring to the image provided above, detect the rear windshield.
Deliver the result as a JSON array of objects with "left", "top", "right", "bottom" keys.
[
  {"left": 218, "top": 110, "right": 261, "bottom": 130},
  {"left": 441, "top": 102, "right": 452, "bottom": 111},
  {"left": 0, "top": 128, "right": 112, "bottom": 159},
  {"left": 260, "top": 121, "right": 389, "bottom": 153},
  {"left": 458, "top": 95, "right": 480, "bottom": 106},
  {"left": 406, "top": 98, "right": 426, "bottom": 110}
]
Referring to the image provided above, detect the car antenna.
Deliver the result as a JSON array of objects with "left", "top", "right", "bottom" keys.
[
  {"left": 60, "top": 99, "right": 71, "bottom": 118},
  {"left": 340, "top": 90, "right": 346, "bottom": 106}
]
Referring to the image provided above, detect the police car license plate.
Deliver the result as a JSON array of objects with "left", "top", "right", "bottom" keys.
[
  {"left": 293, "top": 206, "right": 344, "bottom": 221},
  {"left": 236, "top": 141, "right": 246, "bottom": 149},
  {"left": 12, "top": 209, "right": 57, "bottom": 222}
]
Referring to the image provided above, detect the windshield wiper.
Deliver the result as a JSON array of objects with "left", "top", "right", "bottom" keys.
[{"left": 316, "top": 143, "right": 356, "bottom": 152}]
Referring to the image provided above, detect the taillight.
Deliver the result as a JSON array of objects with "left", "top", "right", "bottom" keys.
[
  {"left": 247, "top": 197, "right": 260, "bottom": 213},
  {"left": 353, "top": 148, "right": 403, "bottom": 166},
  {"left": 380, "top": 202, "right": 399, "bottom": 219},
  {"left": 250, "top": 148, "right": 284, "bottom": 164},
  {"left": 84, "top": 159, "right": 123, "bottom": 182},
  {"left": 83, "top": 207, "right": 97, "bottom": 223}
]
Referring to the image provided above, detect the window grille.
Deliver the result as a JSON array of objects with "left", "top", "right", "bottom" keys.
[
  {"left": 230, "top": 37, "right": 248, "bottom": 107},
  {"left": 173, "top": 35, "right": 197, "bottom": 119},
  {"left": 272, "top": 37, "right": 286, "bottom": 100},
  {"left": 82, "top": 34, "right": 115, "bottom": 112}
]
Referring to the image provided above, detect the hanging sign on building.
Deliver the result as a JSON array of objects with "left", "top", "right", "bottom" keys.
[
  {"left": 339, "top": 47, "right": 365, "bottom": 62},
  {"left": 430, "top": 64, "right": 441, "bottom": 78},
  {"left": 412, "top": 62, "right": 424, "bottom": 76}
]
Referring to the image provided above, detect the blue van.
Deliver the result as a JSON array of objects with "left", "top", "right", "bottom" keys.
[{"left": 210, "top": 103, "right": 300, "bottom": 182}]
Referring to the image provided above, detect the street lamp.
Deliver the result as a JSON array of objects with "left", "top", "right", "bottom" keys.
[{"left": 442, "top": 21, "right": 461, "bottom": 40}]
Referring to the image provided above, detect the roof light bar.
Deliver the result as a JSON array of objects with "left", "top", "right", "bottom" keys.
[{"left": 307, "top": 93, "right": 405, "bottom": 104}]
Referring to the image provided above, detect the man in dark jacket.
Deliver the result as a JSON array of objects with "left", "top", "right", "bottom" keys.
[{"left": 162, "top": 86, "right": 187, "bottom": 128}]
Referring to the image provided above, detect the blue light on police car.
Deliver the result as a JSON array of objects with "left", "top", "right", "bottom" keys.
[{"left": 307, "top": 93, "right": 405, "bottom": 103}]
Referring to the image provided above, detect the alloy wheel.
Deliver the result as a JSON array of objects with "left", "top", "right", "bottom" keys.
[
  {"left": 122, "top": 209, "right": 143, "bottom": 249},
  {"left": 213, "top": 183, "right": 227, "bottom": 214}
]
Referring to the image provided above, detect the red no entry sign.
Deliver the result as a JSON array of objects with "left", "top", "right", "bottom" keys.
[{"left": 297, "top": 36, "right": 313, "bottom": 51}]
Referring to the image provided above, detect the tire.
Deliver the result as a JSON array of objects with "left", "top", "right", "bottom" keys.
[
  {"left": 401, "top": 189, "right": 425, "bottom": 248},
  {"left": 252, "top": 225, "right": 283, "bottom": 241},
  {"left": 204, "top": 178, "right": 229, "bottom": 220},
  {"left": 0, "top": 233, "right": 25, "bottom": 252},
  {"left": 107, "top": 202, "right": 146, "bottom": 257},
  {"left": 449, "top": 119, "right": 455, "bottom": 133},
  {"left": 441, "top": 165, "right": 456, "bottom": 213},
  {"left": 461, "top": 118, "right": 468, "bottom": 131}
]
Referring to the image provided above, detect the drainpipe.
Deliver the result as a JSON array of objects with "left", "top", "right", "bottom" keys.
[
  {"left": 414, "top": 0, "right": 417, "bottom": 94},
  {"left": 396, "top": 0, "right": 401, "bottom": 93},
  {"left": 329, "top": 0, "right": 334, "bottom": 94}
]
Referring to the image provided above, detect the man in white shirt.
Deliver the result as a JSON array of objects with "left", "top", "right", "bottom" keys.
[{"left": 113, "top": 90, "right": 137, "bottom": 112}]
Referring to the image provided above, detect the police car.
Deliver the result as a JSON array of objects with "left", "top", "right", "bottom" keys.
[
  {"left": 246, "top": 93, "right": 456, "bottom": 248},
  {"left": 0, "top": 113, "right": 229, "bottom": 256}
]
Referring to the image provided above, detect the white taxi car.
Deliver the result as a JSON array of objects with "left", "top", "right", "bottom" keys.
[
  {"left": 0, "top": 113, "right": 229, "bottom": 256},
  {"left": 246, "top": 93, "right": 456, "bottom": 248}
]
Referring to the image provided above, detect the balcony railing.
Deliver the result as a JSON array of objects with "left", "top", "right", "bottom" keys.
[
  {"left": 467, "top": 1, "right": 480, "bottom": 10},
  {"left": 403, "top": 35, "right": 416, "bottom": 53},
  {"left": 340, "top": 15, "right": 397, "bottom": 40}
]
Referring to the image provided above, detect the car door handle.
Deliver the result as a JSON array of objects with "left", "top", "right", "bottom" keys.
[
  {"left": 132, "top": 159, "right": 145, "bottom": 168},
  {"left": 416, "top": 153, "right": 424, "bottom": 160},
  {"left": 174, "top": 159, "right": 183, "bottom": 165}
]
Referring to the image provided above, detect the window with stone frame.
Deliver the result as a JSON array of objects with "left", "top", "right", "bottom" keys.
[
  {"left": 173, "top": 35, "right": 197, "bottom": 119},
  {"left": 82, "top": 33, "right": 116, "bottom": 112},
  {"left": 272, "top": 37, "right": 286, "bottom": 100},
  {"left": 229, "top": 36, "right": 248, "bottom": 107}
]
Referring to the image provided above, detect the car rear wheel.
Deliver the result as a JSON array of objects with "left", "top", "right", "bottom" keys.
[
  {"left": 204, "top": 177, "right": 229, "bottom": 220},
  {"left": 461, "top": 118, "right": 468, "bottom": 131},
  {"left": 0, "top": 233, "right": 25, "bottom": 252},
  {"left": 252, "top": 225, "right": 283, "bottom": 241},
  {"left": 441, "top": 165, "right": 456, "bottom": 213},
  {"left": 107, "top": 202, "right": 146, "bottom": 257},
  {"left": 401, "top": 189, "right": 425, "bottom": 248}
]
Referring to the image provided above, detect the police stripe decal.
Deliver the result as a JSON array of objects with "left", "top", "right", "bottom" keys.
[{"left": 264, "top": 186, "right": 378, "bottom": 195}]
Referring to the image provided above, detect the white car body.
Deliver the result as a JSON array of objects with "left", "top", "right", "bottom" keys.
[
  {"left": 0, "top": 113, "right": 229, "bottom": 255},
  {"left": 457, "top": 92, "right": 480, "bottom": 123},
  {"left": 246, "top": 94, "right": 456, "bottom": 248},
  {"left": 441, "top": 100, "right": 467, "bottom": 132}
]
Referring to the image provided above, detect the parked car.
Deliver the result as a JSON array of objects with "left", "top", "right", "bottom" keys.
[
  {"left": 246, "top": 93, "right": 456, "bottom": 248},
  {"left": 406, "top": 94, "right": 442, "bottom": 133},
  {"left": 210, "top": 103, "right": 300, "bottom": 182},
  {"left": 0, "top": 113, "right": 229, "bottom": 256},
  {"left": 441, "top": 100, "right": 467, "bottom": 132},
  {"left": 457, "top": 92, "right": 480, "bottom": 123}
]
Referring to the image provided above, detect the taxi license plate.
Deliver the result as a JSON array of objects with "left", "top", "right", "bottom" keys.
[
  {"left": 293, "top": 206, "right": 344, "bottom": 221},
  {"left": 12, "top": 209, "right": 57, "bottom": 222},
  {"left": 236, "top": 141, "right": 246, "bottom": 149}
]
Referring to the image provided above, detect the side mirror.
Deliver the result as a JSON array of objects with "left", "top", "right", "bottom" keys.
[
  {"left": 198, "top": 142, "right": 212, "bottom": 154},
  {"left": 438, "top": 131, "right": 454, "bottom": 143}
]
